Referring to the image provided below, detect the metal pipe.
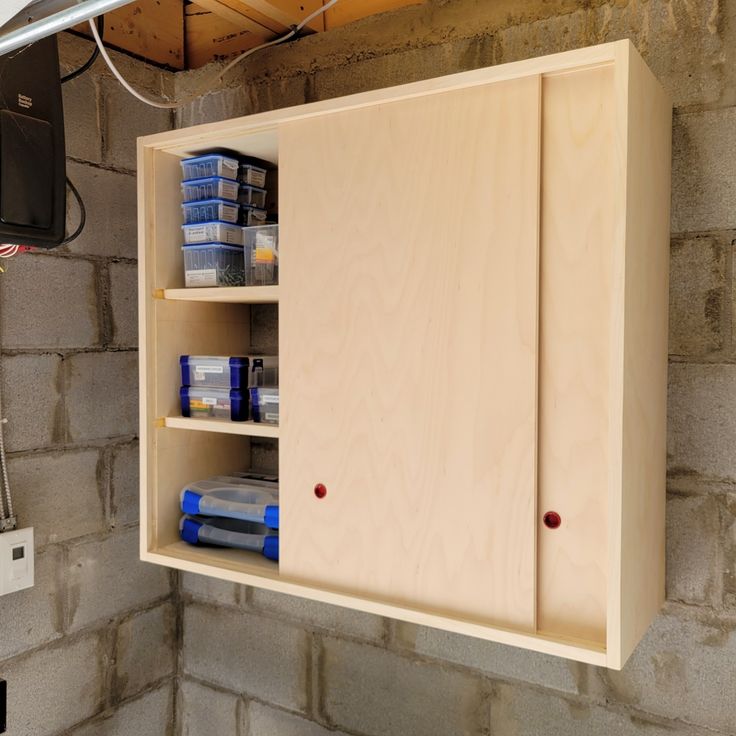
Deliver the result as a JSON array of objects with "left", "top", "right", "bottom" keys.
[{"left": 0, "top": 0, "right": 136, "bottom": 56}]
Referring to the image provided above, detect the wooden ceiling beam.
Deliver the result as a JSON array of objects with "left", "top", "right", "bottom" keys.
[{"left": 191, "top": 0, "right": 281, "bottom": 35}]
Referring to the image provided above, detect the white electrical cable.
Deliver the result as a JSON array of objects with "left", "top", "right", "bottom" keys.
[{"left": 88, "top": 0, "right": 340, "bottom": 110}]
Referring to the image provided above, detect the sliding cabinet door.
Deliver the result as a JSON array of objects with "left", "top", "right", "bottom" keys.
[{"left": 279, "top": 76, "right": 541, "bottom": 629}]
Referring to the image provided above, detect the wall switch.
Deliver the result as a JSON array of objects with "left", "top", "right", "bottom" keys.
[{"left": 0, "top": 528, "right": 33, "bottom": 596}]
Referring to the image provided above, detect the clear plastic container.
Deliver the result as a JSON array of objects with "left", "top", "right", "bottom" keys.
[
  {"left": 181, "top": 176, "right": 239, "bottom": 203},
  {"left": 180, "top": 480, "right": 279, "bottom": 527},
  {"left": 182, "top": 243, "right": 247, "bottom": 287},
  {"left": 250, "top": 387, "right": 279, "bottom": 425},
  {"left": 180, "top": 515, "right": 278, "bottom": 560},
  {"left": 243, "top": 225, "right": 279, "bottom": 286},
  {"left": 181, "top": 154, "right": 238, "bottom": 181},
  {"left": 182, "top": 199, "right": 239, "bottom": 225},
  {"left": 180, "top": 386, "right": 248, "bottom": 421},
  {"left": 182, "top": 221, "right": 243, "bottom": 245},
  {"left": 238, "top": 184, "right": 267, "bottom": 209},
  {"left": 239, "top": 162, "right": 267, "bottom": 188},
  {"left": 180, "top": 356, "right": 249, "bottom": 388},
  {"left": 248, "top": 356, "right": 278, "bottom": 387},
  {"left": 241, "top": 205, "right": 268, "bottom": 226}
]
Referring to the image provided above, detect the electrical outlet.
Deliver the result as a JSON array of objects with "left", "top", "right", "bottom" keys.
[{"left": 0, "top": 528, "right": 33, "bottom": 596}]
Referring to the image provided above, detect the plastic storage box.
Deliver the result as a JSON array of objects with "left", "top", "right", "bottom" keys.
[
  {"left": 250, "top": 387, "right": 279, "bottom": 424},
  {"left": 243, "top": 225, "right": 279, "bottom": 286},
  {"left": 181, "top": 176, "right": 239, "bottom": 203},
  {"left": 182, "top": 243, "right": 247, "bottom": 287},
  {"left": 181, "top": 154, "right": 238, "bottom": 181},
  {"left": 180, "top": 386, "right": 248, "bottom": 421},
  {"left": 182, "top": 199, "right": 239, "bottom": 224},
  {"left": 238, "top": 184, "right": 267, "bottom": 209},
  {"left": 241, "top": 206, "right": 268, "bottom": 226},
  {"left": 180, "top": 515, "right": 279, "bottom": 560},
  {"left": 239, "top": 162, "right": 267, "bottom": 188},
  {"left": 180, "top": 480, "right": 279, "bottom": 527},
  {"left": 180, "top": 355, "right": 277, "bottom": 389},
  {"left": 182, "top": 221, "right": 243, "bottom": 245}
]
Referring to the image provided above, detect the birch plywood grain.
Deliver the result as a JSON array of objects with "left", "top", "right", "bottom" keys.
[
  {"left": 279, "top": 77, "right": 541, "bottom": 629},
  {"left": 536, "top": 66, "right": 616, "bottom": 646},
  {"left": 610, "top": 45, "right": 671, "bottom": 669}
]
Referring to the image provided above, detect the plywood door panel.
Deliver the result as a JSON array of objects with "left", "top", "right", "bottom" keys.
[
  {"left": 279, "top": 77, "right": 541, "bottom": 630},
  {"left": 537, "top": 65, "right": 616, "bottom": 645}
]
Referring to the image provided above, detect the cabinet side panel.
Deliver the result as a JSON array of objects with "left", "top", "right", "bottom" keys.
[
  {"left": 537, "top": 65, "right": 616, "bottom": 645},
  {"left": 279, "top": 77, "right": 541, "bottom": 630},
  {"left": 612, "top": 48, "right": 671, "bottom": 669}
]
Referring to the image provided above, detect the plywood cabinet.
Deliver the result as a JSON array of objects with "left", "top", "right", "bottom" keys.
[{"left": 138, "top": 40, "right": 671, "bottom": 669}]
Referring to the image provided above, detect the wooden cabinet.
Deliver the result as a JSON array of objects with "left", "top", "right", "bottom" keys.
[{"left": 138, "top": 40, "right": 671, "bottom": 669}]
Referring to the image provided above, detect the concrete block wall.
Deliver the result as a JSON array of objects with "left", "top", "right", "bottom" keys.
[
  {"left": 172, "top": 1, "right": 736, "bottom": 734},
  {"left": 0, "top": 34, "right": 175, "bottom": 735}
]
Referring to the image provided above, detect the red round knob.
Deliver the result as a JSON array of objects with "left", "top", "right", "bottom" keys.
[
  {"left": 314, "top": 483, "right": 327, "bottom": 499},
  {"left": 543, "top": 511, "right": 561, "bottom": 529}
]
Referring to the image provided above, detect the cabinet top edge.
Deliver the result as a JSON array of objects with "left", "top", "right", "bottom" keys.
[{"left": 139, "top": 40, "right": 639, "bottom": 154}]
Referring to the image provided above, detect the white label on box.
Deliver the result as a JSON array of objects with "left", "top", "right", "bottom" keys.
[
  {"left": 202, "top": 397, "right": 217, "bottom": 406},
  {"left": 195, "top": 365, "right": 224, "bottom": 374},
  {"left": 264, "top": 412, "right": 279, "bottom": 422},
  {"left": 186, "top": 269, "right": 217, "bottom": 287},
  {"left": 261, "top": 394, "right": 280, "bottom": 405}
]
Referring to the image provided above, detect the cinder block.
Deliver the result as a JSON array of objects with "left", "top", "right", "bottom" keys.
[
  {"left": 111, "top": 442, "right": 139, "bottom": 527},
  {"left": 250, "top": 304, "right": 278, "bottom": 353},
  {"left": 671, "top": 107, "right": 736, "bottom": 234},
  {"left": 65, "top": 350, "right": 138, "bottom": 442},
  {"left": 1, "top": 353, "right": 63, "bottom": 452},
  {"left": 666, "top": 493, "right": 722, "bottom": 606},
  {"left": 62, "top": 72, "right": 102, "bottom": 164},
  {"left": 179, "top": 679, "right": 241, "bottom": 736},
  {"left": 181, "top": 571, "right": 239, "bottom": 606},
  {"left": 176, "top": 87, "right": 251, "bottom": 129},
  {"left": 68, "top": 683, "right": 174, "bottom": 736},
  {"left": 249, "top": 588, "right": 385, "bottom": 643},
  {"left": 248, "top": 701, "right": 351, "bottom": 736},
  {"left": 64, "top": 161, "right": 138, "bottom": 259},
  {"left": 320, "top": 637, "right": 487, "bottom": 736},
  {"left": 245, "top": 75, "right": 309, "bottom": 115},
  {"left": 491, "top": 682, "right": 706, "bottom": 736},
  {"left": 493, "top": 9, "right": 591, "bottom": 65},
  {"left": 312, "top": 38, "right": 493, "bottom": 101},
  {"left": 723, "top": 493, "right": 736, "bottom": 610},
  {"left": 394, "top": 621, "right": 581, "bottom": 694},
  {"left": 0, "top": 547, "right": 62, "bottom": 660},
  {"left": 669, "top": 236, "right": 726, "bottom": 357},
  {"left": 109, "top": 261, "right": 138, "bottom": 348},
  {"left": 8, "top": 449, "right": 105, "bottom": 548},
  {"left": 115, "top": 603, "right": 176, "bottom": 699},
  {"left": 600, "top": 609, "right": 736, "bottom": 733},
  {"left": 0, "top": 254, "right": 98, "bottom": 349},
  {"left": 182, "top": 604, "right": 309, "bottom": 711},
  {"left": 668, "top": 363, "right": 736, "bottom": 481},
  {"left": 102, "top": 79, "right": 173, "bottom": 171},
  {"left": 2, "top": 632, "right": 103, "bottom": 736},
  {"left": 66, "top": 526, "right": 171, "bottom": 632}
]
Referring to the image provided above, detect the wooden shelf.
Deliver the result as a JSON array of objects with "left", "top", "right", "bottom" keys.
[
  {"left": 161, "top": 286, "right": 279, "bottom": 303},
  {"left": 163, "top": 416, "right": 279, "bottom": 438}
]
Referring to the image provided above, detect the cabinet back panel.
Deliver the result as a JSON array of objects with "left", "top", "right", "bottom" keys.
[
  {"left": 279, "top": 77, "right": 541, "bottom": 629},
  {"left": 537, "top": 65, "right": 616, "bottom": 645}
]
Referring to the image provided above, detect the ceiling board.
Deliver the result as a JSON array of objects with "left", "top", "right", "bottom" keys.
[{"left": 74, "top": 0, "right": 185, "bottom": 69}]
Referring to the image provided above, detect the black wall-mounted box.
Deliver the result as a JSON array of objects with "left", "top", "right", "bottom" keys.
[{"left": 0, "top": 35, "right": 65, "bottom": 248}]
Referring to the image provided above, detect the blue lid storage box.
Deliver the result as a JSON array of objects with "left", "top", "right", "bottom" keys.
[
  {"left": 181, "top": 154, "right": 238, "bottom": 181},
  {"left": 181, "top": 176, "right": 239, "bottom": 203},
  {"left": 182, "top": 242, "right": 247, "bottom": 287},
  {"left": 180, "top": 355, "right": 278, "bottom": 389},
  {"left": 180, "top": 515, "right": 279, "bottom": 560},
  {"left": 250, "top": 387, "right": 279, "bottom": 425},
  {"left": 182, "top": 199, "right": 240, "bottom": 225},
  {"left": 182, "top": 221, "right": 243, "bottom": 245},
  {"left": 180, "top": 386, "right": 248, "bottom": 421}
]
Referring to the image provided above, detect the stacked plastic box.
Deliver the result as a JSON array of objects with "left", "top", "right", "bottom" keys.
[
  {"left": 180, "top": 153, "right": 278, "bottom": 287},
  {"left": 179, "top": 354, "right": 279, "bottom": 424},
  {"left": 179, "top": 471, "right": 280, "bottom": 560}
]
